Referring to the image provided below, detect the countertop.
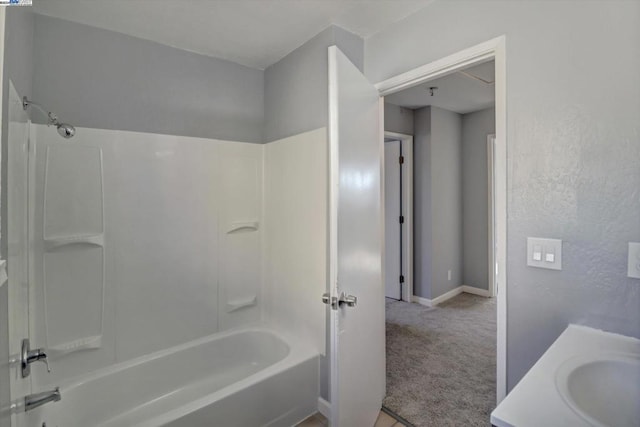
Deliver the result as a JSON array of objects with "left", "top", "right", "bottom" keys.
[{"left": 491, "top": 324, "right": 640, "bottom": 427}]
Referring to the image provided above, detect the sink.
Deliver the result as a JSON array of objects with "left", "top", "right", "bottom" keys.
[
  {"left": 556, "top": 353, "right": 640, "bottom": 427},
  {"left": 492, "top": 326, "right": 640, "bottom": 427}
]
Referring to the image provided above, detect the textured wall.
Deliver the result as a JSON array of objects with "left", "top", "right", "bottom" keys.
[
  {"left": 263, "top": 25, "right": 364, "bottom": 143},
  {"left": 32, "top": 15, "right": 264, "bottom": 143},
  {"left": 462, "top": 107, "right": 495, "bottom": 291},
  {"left": 366, "top": 0, "right": 640, "bottom": 389},
  {"left": 384, "top": 103, "right": 414, "bottom": 135}
]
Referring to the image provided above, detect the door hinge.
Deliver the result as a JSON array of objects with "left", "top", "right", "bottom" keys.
[
  {"left": 399, "top": 275, "right": 405, "bottom": 283},
  {"left": 399, "top": 155, "right": 404, "bottom": 164},
  {"left": 399, "top": 215, "right": 404, "bottom": 224}
]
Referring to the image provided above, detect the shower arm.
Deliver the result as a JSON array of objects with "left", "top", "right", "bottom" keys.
[{"left": 23, "top": 96, "right": 62, "bottom": 126}]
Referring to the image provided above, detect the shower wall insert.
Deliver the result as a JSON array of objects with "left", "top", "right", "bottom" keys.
[{"left": 20, "top": 123, "right": 328, "bottom": 427}]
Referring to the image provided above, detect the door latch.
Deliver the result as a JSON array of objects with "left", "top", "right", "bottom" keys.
[{"left": 323, "top": 292, "right": 357, "bottom": 310}]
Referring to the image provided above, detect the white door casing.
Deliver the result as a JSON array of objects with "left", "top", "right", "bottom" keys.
[
  {"left": 328, "top": 45, "right": 385, "bottom": 426},
  {"left": 384, "top": 140, "right": 401, "bottom": 300},
  {"left": 487, "top": 134, "right": 497, "bottom": 298},
  {"left": 375, "top": 35, "right": 508, "bottom": 403}
]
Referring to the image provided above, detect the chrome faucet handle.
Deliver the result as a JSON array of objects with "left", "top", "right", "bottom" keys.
[
  {"left": 21, "top": 339, "right": 51, "bottom": 378},
  {"left": 34, "top": 353, "right": 51, "bottom": 373}
]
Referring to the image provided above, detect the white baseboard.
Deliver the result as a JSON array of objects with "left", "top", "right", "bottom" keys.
[
  {"left": 412, "top": 285, "right": 491, "bottom": 307},
  {"left": 411, "top": 286, "right": 462, "bottom": 306},
  {"left": 317, "top": 397, "right": 331, "bottom": 419},
  {"left": 462, "top": 285, "right": 491, "bottom": 297},
  {"left": 411, "top": 295, "right": 434, "bottom": 307}
]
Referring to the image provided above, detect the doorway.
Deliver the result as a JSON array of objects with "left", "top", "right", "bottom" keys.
[
  {"left": 377, "top": 36, "right": 507, "bottom": 425},
  {"left": 384, "top": 132, "right": 413, "bottom": 302}
]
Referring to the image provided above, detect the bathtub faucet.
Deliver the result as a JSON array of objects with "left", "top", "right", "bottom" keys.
[{"left": 24, "top": 387, "right": 61, "bottom": 412}]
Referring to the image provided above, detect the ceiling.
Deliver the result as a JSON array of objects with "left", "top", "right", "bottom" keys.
[
  {"left": 33, "top": 0, "right": 434, "bottom": 70},
  {"left": 385, "top": 61, "right": 496, "bottom": 114}
]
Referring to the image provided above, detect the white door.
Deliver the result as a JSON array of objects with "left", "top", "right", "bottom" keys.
[
  {"left": 384, "top": 141, "right": 402, "bottom": 300},
  {"left": 328, "top": 46, "right": 385, "bottom": 427}
]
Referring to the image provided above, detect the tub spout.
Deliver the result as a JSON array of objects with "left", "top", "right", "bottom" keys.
[{"left": 24, "top": 387, "right": 61, "bottom": 412}]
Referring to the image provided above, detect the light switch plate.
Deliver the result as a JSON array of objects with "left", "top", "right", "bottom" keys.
[
  {"left": 628, "top": 242, "right": 640, "bottom": 279},
  {"left": 527, "top": 237, "right": 562, "bottom": 270}
]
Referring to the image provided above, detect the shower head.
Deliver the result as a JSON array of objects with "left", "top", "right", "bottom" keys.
[
  {"left": 23, "top": 96, "right": 76, "bottom": 139},
  {"left": 56, "top": 123, "right": 76, "bottom": 139}
]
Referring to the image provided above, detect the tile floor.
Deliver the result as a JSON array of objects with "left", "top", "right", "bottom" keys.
[{"left": 297, "top": 410, "right": 408, "bottom": 427}]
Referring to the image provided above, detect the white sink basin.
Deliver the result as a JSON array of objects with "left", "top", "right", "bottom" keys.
[{"left": 556, "top": 353, "right": 640, "bottom": 427}]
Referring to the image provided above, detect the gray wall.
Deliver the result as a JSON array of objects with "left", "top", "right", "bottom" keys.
[
  {"left": 384, "top": 103, "right": 414, "bottom": 135},
  {"left": 263, "top": 25, "right": 364, "bottom": 142},
  {"left": 413, "top": 107, "right": 432, "bottom": 298},
  {"left": 1, "top": 7, "right": 34, "bottom": 427},
  {"left": 33, "top": 14, "right": 264, "bottom": 143},
  {"left": 462, "top": 107, "right": 495, "bottom": 290},
  {"left": 430, "top": 107, "right": 463, "bottom": 298},
  {"left": 366, "top": 0, "right": 640, "bottom": 390},
  {"left": 413, "top": 106, "right": 463, "bottom": 299}
]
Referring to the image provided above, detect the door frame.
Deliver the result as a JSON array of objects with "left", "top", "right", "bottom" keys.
[
  {"left": 383, "top": 131, "right": 413, "bottom": 303},
  {"left": 487, "top": 134, "right": 496, "bottom": 298},
  {"left": 375, "top": 35, "right": 508, "bottom": 403}
]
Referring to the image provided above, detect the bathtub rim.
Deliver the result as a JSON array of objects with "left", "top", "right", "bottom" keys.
[
  {"left": 50, "top": 323, "right": 309, "bottom": 391},
  {"left": 100, "top": 324, "right": 319, "bottom": 427}
]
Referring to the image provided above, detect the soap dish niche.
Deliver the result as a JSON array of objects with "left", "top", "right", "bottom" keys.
[
  {"left": 226, "top": 221, "right": 259, "bottom": 234},
  {"left": 226, "top": 295, "right": 257, "bottom": 313}
]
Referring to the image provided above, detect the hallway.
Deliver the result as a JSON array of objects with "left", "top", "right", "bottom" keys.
[{"left": 384, "top": 294, "right": 496, "bottom": 426}]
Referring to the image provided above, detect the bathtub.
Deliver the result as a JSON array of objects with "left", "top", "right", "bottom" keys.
[{"left": 26, "top": 327, "right": 319, "bottom": 427}]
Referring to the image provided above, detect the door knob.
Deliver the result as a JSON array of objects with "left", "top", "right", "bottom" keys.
[
  {"left": 338, "top": 292, "right": 357, "bottom": 307},
  {"left": 321, "top": 293, "right": 330, "bottom": 304},
  {"left": 322, "top": 292, "right": 339, "bottom": 310}
]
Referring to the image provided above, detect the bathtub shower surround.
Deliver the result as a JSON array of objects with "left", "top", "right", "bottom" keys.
[
  {"left": 28, "top": 126, "right": 264, "bottom": 383},
  {"left": 265, "top": 128, "right": 328, "bottom": 353},
  {"left": 24, "top": 124, "right": 328, "bottom": 427}
]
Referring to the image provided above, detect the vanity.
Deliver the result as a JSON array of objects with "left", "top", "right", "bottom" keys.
[{"left": 491, "top": 324, "right": 640, "bottom": 427}]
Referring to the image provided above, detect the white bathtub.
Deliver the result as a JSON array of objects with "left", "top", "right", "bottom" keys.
[{"left": 27, "top": 327, "right": 319, "bottom": 427}]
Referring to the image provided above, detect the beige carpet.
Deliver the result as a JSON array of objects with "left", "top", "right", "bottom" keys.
[{"left": 383, "top": 293, "right": 496, "bottom": 427}]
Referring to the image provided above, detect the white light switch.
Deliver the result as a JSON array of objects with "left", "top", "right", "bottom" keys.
[
  {"left": 527, "top": 237, "right": 562, "bottom": 270},
  {"left": 628, "top": 242, "right": 640, "bottom": 279},
  {"left": 533, "top": 245, "right": 542, "bottom": 261},
  {"left": 545, "top": 246, "right": 555, "bottom": 262}
]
